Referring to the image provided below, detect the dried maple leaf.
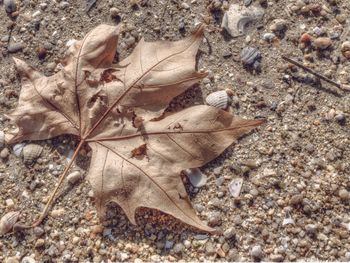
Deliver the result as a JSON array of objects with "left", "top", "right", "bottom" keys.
[{"left": 5, "top": 24, "right": 264, "bottom": 232}]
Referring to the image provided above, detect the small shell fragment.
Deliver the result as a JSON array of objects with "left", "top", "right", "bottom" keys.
[
  {"left": 206, "top": 90, "right": 230, "bottom": 110},
  {"left": 221, "top": 4, "right": 264, "bottom": 37},
  {"left": 23, "top": 144, "right": 43, "bottom": 164},
  {"left": 241, "top": 47, "right": 261, "bottom": 65},
  {"left": 184, "top": 168, "right": 207, "bottom": 188},
  {"left": 228, "top": 178, "right": 243, "bottom": 197},
  {"left": 282, "top": 217, "right": 295, "bottom": 226},
  {"left": 0, "top": 211, "right": 20, "bottom": 235},
  {"left": 13, "top": 143, "right": 25, "bottom": 157}
]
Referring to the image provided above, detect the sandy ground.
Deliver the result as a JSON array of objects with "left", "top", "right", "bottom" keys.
[{"left": 0, "top": 0, "right": 350, "bottom": 262}]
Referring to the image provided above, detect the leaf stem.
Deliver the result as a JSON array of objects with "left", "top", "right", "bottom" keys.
[{"left": 31, "top": 139, "right": 85, "bottom": 227}]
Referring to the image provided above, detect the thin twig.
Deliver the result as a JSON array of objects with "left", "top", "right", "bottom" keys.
[
  {"left": 31, "top": 140, "right": 85, "bottom": 227},
  {"left": 281, "top": 55, "right": 344, "bottom": 90}
]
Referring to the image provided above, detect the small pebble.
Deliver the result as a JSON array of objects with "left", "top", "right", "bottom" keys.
[
  {"left": 4, "top": 0, "right": 17, "bottom": 13},
  {"left": 91, "top": 224, "right": 104, "bottom": 234},
  {"left": 67, "top": 170, "right": 82, "bottom": 185},
  {"left": 305, "top": 224, "right": 318, "bottom": 235},
  {"left": 313, "top": 37, "right": 332, "bottom": 50},
  {"left": 50, "top": 208, "right": 65, "bottom": 218},
  {"left": 205, "top": 242, "right": 216, "bottom": 256},
  {"left": 4, "top": 257, "right": 19, "bottom": 263},
  {"left": 0, "top": 148, "right": 9, "bottom": 159},
  {"left": 34, "top": 239, "right": 45, "bottom": 248},
  {"left": 262, "top": 32, "right": 276, "bottom": 42},
  {"left": 300, "top": 32, "right": 313, "bottom": 43},
  {"left": 251, "top": 245, "right": 263, "bottom": 259},
  {"left": 207, "top": 211, "right": 221, "bottom": 226},
  {"left": 173, "top": 243, "right": 185, "bottom": 254},
  {"left": 339, "top": 189, "right": 349, "bottom": 201},
  {"left": 290, "top": 194, "right": 303, "bottom": 205},
  {"left": 312, "top": 26, "right": 323, "bottom": 36},
  {"left": 5, "top": 198, "right": 14, "bottom": 208},
  {"left": 8, "top": 42, "right": 25, "bottom": 53},
  {"left": 124, "top": 34, "right": 136, "bottom": 47},
  {"left": 165, "top": 240, "right": 174, "bottom": 249},
  {"left": 341, "top": 41, "right": 350, "bottom": 59},
  {"left": 269, "top": 19, "right": 288, "bottom": 33},
  {"left": 270, "top": 254, "right": 284, "bottom": 262},
  {"left": 59, "top": 1, "right": 70, "bottom": 9},
  {"left": 223, "top": 227, "right": 235, "bottom": 239},
  {"left": 33, "top": 226, "right": 45, "bottom": 237},
  {"left": 185, "top": 168, "right": 207, "bottom": 188},
  {"left": 37, "top": 46, "right": 47, "bottom": 60},
  {"left": 180, "top": 2, "right": 190, "bottom": 9},
  {"left": 21, "top": 256, "right": 36, "bottom": 263},
  {"left": 109, "top": 7, "right": 119, "bottom": 18},
  {"left": 335, "top": 112, "right": 345, "bottom": 124},
  {"left": 0, "top": 130, "right": 4, "bottom": 147}
]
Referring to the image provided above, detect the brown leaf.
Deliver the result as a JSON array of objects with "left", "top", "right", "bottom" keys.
[{"left": 5, "top": 24, "right": 264, "bottom": 232}]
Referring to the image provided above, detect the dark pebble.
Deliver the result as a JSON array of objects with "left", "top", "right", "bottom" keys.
[{"left": 4, "top": 0, "right": 17, "bottom": 13}]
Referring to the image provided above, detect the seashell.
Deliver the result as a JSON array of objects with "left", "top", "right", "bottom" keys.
[
  {"left": 23, "top": 144, "right": 43, "bottom": 163},
  {"left": 205, "top": 90, "right": 230, "bottom": 110},
  {"left": 184, "top": 168, "right": 207, "bottom": 188},
  {"left": 221, "top": 4, "right": 264, "bottom": 37},
  {"left": 0, "top": 130, "right": 4, "bottom": 147},
  {"left": 241, "top": 47, "right": 261, "bottom": 65},
  {"left": 13, "top": 143, "right": 25, "bottom": 157},
  {"left": 228, "top": 177, "right": 243, "bottom": 197},
  {"left": 4, "top": 0, "right": 17, "bottom": 14},
  {"left": 0, "top": 211, "right": 20, "bottom": 235}
]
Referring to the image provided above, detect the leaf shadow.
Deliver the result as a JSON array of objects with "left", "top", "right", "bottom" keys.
[{"left": 95, "top": 203, "right": 211, "bottom": 259}]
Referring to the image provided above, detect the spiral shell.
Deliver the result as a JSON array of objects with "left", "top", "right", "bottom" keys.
[
  {"left": 23, "top": 144, "right": 43, "bottom": 164},
  {"left": 0, "top": 211, "right": 20, "bottom": 235},
  {"left": 205, "top": 90, "right": 230, "bottom": 109}
]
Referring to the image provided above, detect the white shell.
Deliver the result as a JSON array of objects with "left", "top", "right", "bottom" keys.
[
  {"left": 13, "top": 143, "right": 25, "bottom": 157},
  {"left": 221, "top": 4, "right": 264, "bottom": 37},
  {"left": 228, "top": 177, "right": 243, "bottom": 197},
  {"left": 205, "top": 90, "right": 230, "bottom": 109},
  {"left": 184, "top": 168, "right": 207, "bottom": 188},
  {"left": 23, "top": 144, "right": 43, "bottom": 163},
  {"left": 0, "top": 211, "right": 20, "bottom": 235},
  {"left": 282, "top": 217, "right": 295, "bottom": 226},
  {"left": 0, "top": 131, "right": 4, "bottom": 147}
]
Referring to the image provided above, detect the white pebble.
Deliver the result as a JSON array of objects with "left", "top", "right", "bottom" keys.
[
  {"left": 67, "top": 171, "right": 81, "bottom": 185},
  {"left": 0, "top": 131, "right": 4, "bottom": 147},
  {"left": 5, "top": 198, "right": 14, "bottom": 208},
  {"left": 251, "top": 245, "right": 263, "bottom": 259}
]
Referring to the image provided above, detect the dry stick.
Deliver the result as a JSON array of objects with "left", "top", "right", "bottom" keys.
[
  {"left": 281, "top": 55, "right": 343, "bottom": 89},
  {"left": 31, "top": 140, "right": 85, "bottom": 227}
]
